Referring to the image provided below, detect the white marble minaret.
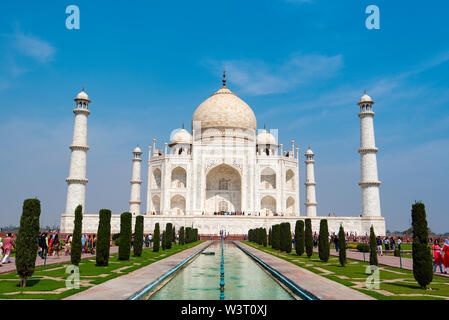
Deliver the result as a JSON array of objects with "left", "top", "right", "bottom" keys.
[
  {"left": 65, "top": 89, "right": 91, "bottom": 214},
  {"left": 304, "top": 147, "right": 317, "bottom": 217},
  {"left": 129, "top": 146, "right": 142, "bottom": 215},
  {"left": 358, "top": 91, "right": 381, "bottom": 217}
]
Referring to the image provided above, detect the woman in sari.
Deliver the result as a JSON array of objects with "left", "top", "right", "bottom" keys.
[
  {"left": 442, "top": 239, "right": 449, "bottom": 274},
  {"left": 432, "top": 239, "right": 443, "bottom": 273}
]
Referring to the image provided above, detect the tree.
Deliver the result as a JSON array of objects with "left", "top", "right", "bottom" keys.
[
  {"left": 172, "top": 226, "right": 176, "bottom": 244},
  {"left": 15, "top": 198, "right": 41, "bottom": 287},
  {"left": 284, "top": 223, "right": 292, "bottom": 253},
  {"left": 96, "top": 209, "right": 111, "bottom": 266},
  {"left": 153, "top": 223, "right": 160, "bottom": 252},
  {"left": 279, "top": 223, "right": 286, "bottom": 252},
  {"left": 411, "top": 202, "right": 433, "bottom": 289},
  {"left": 162, "top": 231, "right": 166, "bottom": 250},
  {"left": 295, "top": 220, "right": 305, "bottom": 256},
  {"left": 268, "top": 227, "right": 272, "bottom": 246},
  {"left": 369, "top": 225, "right": 378, "bottom": 266},
  {"left": 145, "top": 234, "right": 149, "bottom": 248},
  {"left": 165, "top": 223, "right": 173, "bottom": 249},
  {"left": 338, "top": 225, "right": 346, "bottom": 267},
  {"left": 133, "top": 215, "right": 144, "bottom": 257},
  {"left": 71, "top": 205, "right": 83, "bottom": 266},
  {"left": 119, "top": 212, "right": 132, "bottom": 260},
  {"left": 318, "top": 219, "right": 329, "bottom": 262},
  {"left": 272, "top": 224, "right": 280, "bottom": 250},
  {"left": 179, "top": 226, "right": 185, "bottom": 245},
  {"left": 262, "top": 228, "right": 267, "bottom": 247},
  {"left": 305, "top": 219, "right": 313, "bottom": 258}
]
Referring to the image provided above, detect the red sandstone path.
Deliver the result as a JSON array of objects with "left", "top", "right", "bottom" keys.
[
  {"left": 319, "top": 248, "right": 449, "bottom": 279},
  {"left": 0, "top": 247, "right": 119, "bottom": 274}
]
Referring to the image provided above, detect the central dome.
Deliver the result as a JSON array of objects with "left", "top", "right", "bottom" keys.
[{"left": 192, "top": 81, "right": 257, "bottom": 131}]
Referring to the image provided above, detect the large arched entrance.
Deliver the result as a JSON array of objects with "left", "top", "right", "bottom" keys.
[{"left": 206, "top": 164, "right": 241, "bottom": 214}]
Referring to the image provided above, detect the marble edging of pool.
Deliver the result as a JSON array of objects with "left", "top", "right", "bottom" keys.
[
  {"left": 64, "top": 241, "right": 213, "bottom": 300},
  {"left": 235, "top": 241, "right": 375, "bottom": 300}
]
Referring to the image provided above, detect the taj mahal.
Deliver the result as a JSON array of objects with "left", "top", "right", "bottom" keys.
[{"left": 60, "top": 72, "right": 386, "bottom": 236}]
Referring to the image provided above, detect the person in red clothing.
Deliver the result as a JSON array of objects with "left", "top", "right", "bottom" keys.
[
  {"left": 1, "top": 233, "right": 15, "bottom": 264},
  {"left": 432, "top": 239, "right": 444, "bottom": 273},
  {"left": 442, "top": 239, "right": 449, "bottom": 274}
]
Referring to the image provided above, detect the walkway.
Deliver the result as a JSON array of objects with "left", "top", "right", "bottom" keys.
[
  {"left": 237, "top": 242, "right": 374, "bottom": 300},
  {"left": 0, "top": 247, "right": 119, "bottom": 274},
  {"left": 65, "top": 241, "right": 211, "bottom": 300},
  {"left": 323, "top": 248, "right": 449, "bottom": 279}
]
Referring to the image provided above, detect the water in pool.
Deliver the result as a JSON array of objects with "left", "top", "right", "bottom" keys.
[{"left": 149, "top": 242, "right": 294, "bottom": 300}]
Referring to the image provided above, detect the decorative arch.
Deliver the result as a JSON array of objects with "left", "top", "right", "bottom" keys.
[
  {"left": 261, "top": 195, "right": 276, "bottom": 216},
  {"left": 260, "top": 167, "right": 276, "bottom": 189},
  {"left": 170, "top": 194, "right": 186, "bottom": 216},
  {"left": 286, "top": 196, "right": 295, "bottom": 216},
  {"left": 171, "top": 166, "right": 187, "bottom": 188},
  {"left": 152, "top": 168, "right": 161, "bottom": 189},
  {"left": 206, "top": 164, "right": 241, "bottom": 213},
  {"left": 285, "top": 169, "right": 295, "bottom": 190},
  {"left": 151, "top": 195, "right": 160, "bottom": 215}
]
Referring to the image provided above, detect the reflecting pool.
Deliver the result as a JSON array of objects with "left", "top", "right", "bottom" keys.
[{"left": 149, "top": 242, "right": 295, "bottom": 300}]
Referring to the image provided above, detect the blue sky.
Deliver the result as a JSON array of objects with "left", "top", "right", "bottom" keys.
[{"left": 0, "top": 1, "right": 448, "bottom": 232}]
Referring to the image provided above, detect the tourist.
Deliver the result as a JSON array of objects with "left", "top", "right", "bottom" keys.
[
  {"left": 390, "top": 237, "right": 396, "bottom": 251},
  {"left": 1, "top": 233, "right": 15, "bottom": 264},
  {"left": 397, "top": 237, "right": 402, "bottom": 251},
  {"left": 442, "top": 239, "right": 449, "bottom": 274},
  {"left": 376, "top": 237, "right": 383, "bottom": 256},
  {"left": 384, "top": 237, "right": 389, "bottom": 250},
  {"left": 334, "top": 235, "right": 339, "bottom": 252},
  {"left": 149, "top": 233, "right": 153, "bottom": 247},
  {"left": 52, "top": 233, "right": 61, "bottom": 258},
  {"left": 81, "top": 234, "right": 87, "bottom": 253},
  {"left": 432, "top": 239, "right": 444, "bottom": 273},
  {"left": 0, "top": 237, "right": 3, "bottom": 266}
]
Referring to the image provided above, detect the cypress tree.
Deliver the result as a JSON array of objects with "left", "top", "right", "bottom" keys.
[
  {"left": 165, "top": 223, "right": 173, "bottom": 249},
  {"left": 96, "top": 209, "right": 111, "bottom": 266},
  {"left": 272, "top": 224, "right": 280, "bottom": 250},
  {"left": 295, "top": 220, "right": 305, "bottom": 256},
  {"left": 71, "top": 205, "right": 83, "bottom": 266},
  {"left": 268, "top": 227, "right": 272, "bottom": 246},
  {"left": 179, "top": 226, "right": 185, "bottom": 245},
  {"left": 162, "top": 231, "right": 166, "bottom": 250},
  {"left": 318, "top": 219, "right": 330, "bottom": 262},
  {"left": 338, "top": 225, "right": 347, "bottom": 267},
  {"left": 172, "top": 226, "right": 176, "bottom": 243},
  {"left": 15, "top": 198, "right": 41, "bottom": 287},
  {"left": 145, "top": 235, "right": 149, "bottom": 248},
  {"left": 186, "top": 227, "right": 192, "bottom": 243},
  {"left": 133, "top": 215, "right": 144, "bottom": 257},
  {"left": 369, "top": 225, "right": 378, "bottom": 266},
  {"left": 305, "top": 219, "right": 313, "bottom": 258},
  {"left": 153, "top": 223, "right": 160, "bottom": 252},
  {"left": 262, "top": 228, "right": 267, "bottom": 247},
  {"left": 118, "top": 212, "right": 132, "bottom": 260},
  {"left": 285, "top": 223, "right": 292, "bottom": 253},
  {"left": 411, "top": 202, "right": 433, "bottom": 289},
  {"left": 194, "top": 228, "right": 198, "bottom": 241},
  {"left": 279, "top": 223, "right": 286, "bottom": 251}
]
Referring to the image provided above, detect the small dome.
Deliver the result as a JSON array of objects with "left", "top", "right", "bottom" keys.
[
  {"left": 305, "top": 148, "right": 314, "bottom": 156},
  {"left": 257, "top": 130, "right": 277, "bottom": 145},
  {"left": 133, "top": 146, "right": 142, "bottom": 153},
  {"left": 359, "top": 92, "right": 373, "bottom": 103},
  {"left": 170, "top": 128, "right": 192, "bottom": 146},
  {"left": 75, "top": 89, "right": 89, "bottom": 101},
  {"left": 192, "top": 86, "right": 257, "bottom": 131}
]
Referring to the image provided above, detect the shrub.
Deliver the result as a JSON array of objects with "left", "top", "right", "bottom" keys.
[
  {"left": 338, "top": 225, "right": 346, "bottom": 267},
  {"left": 394, "top": 247, "right": 400, "bottom": 257},
  {"left": 118, "top": 212, "right": 132, "bottom": 260},
  {"left": 295, "top": 220, "right": 305, "bottom": 256},
  {"left": 305, "top": 219, "right": 313, "bottom": 258},
  {"left": 96, "top": 209, "right": 111, "bottom": 266},
  {"left": 318, "top": 219, "right": 329, "bottom": 262},
  {"left": 153, "top": 223, "right": 160, "bottom": 252},
  {"left": 411, "top": 202, "right": 433, "bottom": 289},
  {"left": 357, "top": 243, "right": 370, "bottom": 252},
  {"left": 369, "top": 225, "right": 378, "bottom": 266},
  {"left": 15, "top": 198, "right": 41, "bottom": 287},
  {"left": 112, "top": 233, "right": 120, "bottom": 241},
  {"left": 133, "top": 215, "right": 144, "bottom": 257},
  {"left": 165, "top": 223, "right": 173, "bottom": 249},
  {"left": 71, "top": 205, "right": 83, "bottom": 266},
  {"left": 179, "top": 226, "right": 185, "bottom": 245}
]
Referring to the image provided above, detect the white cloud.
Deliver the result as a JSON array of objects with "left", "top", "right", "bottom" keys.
[{"left": 12, "top": 31, "right": 55, "bottom": 63}]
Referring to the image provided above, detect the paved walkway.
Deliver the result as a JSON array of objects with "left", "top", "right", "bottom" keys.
[
  {"left": 65, "top": 241, "right": 212, "bottom": 300},
  {"left": 0, "top": 247, "right": 119, "bottom": 274},
  {"left": 322, "top": 248, "right": 449, "bottom": 279},
  {"left": 237, "top": 242, "right": 374, "bottom": 300}
]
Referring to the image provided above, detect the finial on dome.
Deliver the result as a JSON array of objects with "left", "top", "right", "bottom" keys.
[
  {"left": 222, "top": 69, "right": 226, "bottom": 88},
  {"left": 182, "top": 123, "right": 184, "bottom": 129},
  {"left": 264, "top": 124, "right": 266, "bottom": 130}
]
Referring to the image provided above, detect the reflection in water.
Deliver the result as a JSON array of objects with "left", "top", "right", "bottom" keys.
[{"left": 149, "top": 242, "right": 294, "bottom": 300}]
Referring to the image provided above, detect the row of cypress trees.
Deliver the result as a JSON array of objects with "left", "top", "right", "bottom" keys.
[{"left": 248, "top": 228, "right": 267, "bottom": 246}]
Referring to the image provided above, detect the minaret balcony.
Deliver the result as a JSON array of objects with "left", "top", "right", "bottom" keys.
[
  {"left": 66, "top": 178, "right": 88, "bottom": 184},
  {"left": 130, "top": 180, "right": 142, "bottom": 184},
  {"left": 358, "top": 110, "right": 375, "bottom": 118},
  {"left": 358, "top": 181, "right": 381, "bottom": 187},
  {"left": 305, "top": 159, "right": 315, "bottom": 164},
  {"left": 305, "top": 182, "right": 316, "bottom": 186},
  {"left": 73, "top": 108, "right": 90, "bottom": 115},
  {"left": 358, "top": 147, "right": 378, "bottom": 154},
  {"left": 69, "top": 144, "right": 89, "bottom": 151},
  {"left": 304, "top": 202, "right": 317, "bottom": 206}
]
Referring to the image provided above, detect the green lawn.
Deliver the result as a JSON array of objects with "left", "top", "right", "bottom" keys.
[
  {"left": 243, "top": 241, "right": 449, "bottom": 300},
  {"left": 0, "top": 241, "right": 203, "bottom": 300}
]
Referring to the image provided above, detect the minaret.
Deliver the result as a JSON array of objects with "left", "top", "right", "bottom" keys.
[
  {"left": 65, "top": 89, "right": 91, "bottom": 214},
  {"left": 304, "top": 147, "right": 317, "bottom": 217},
  {"left": 358, "top": 91, "right": 381, "bottom": 217},
  {"left": 129, "top": 146, "right": 142, "bottom": 215}
]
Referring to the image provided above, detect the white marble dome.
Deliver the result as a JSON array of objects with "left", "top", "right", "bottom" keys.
[
  {"left": 133, "top": 146, "right": 142, "bottom": 153},
  {"left": 305, "top": 148, "right": 314, "bottom": 156},
  {"left": 75, "top": 90, "right": 89, "bottom": 101},
  {"left": 192, "top": 86, "right": 257, "bottom": 131},
  {"left": 257, "top": 130, "right": 277, "bottom": 145},
  {"left": 170, "top": 128, "right": 192, "bottom": 146},
  {"left": 359, "top": 93, "right": 373, "bottom": 103}
]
